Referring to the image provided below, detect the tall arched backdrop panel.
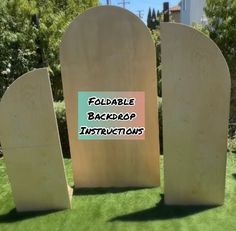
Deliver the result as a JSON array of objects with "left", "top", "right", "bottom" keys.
[
  {"left": 161, "top": 23, "right": 231, "bottom": 205},
  {"left": 60, "top": 6, "right": 160, "bottom": 187}
]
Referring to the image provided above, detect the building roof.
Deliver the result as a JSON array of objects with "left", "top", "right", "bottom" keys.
[{"left": 170, "top": 5, "right": 181, "bottom": 12}]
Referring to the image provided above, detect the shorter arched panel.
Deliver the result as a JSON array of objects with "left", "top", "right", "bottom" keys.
[{"left": 0, "top": 68, "right": 72, "bottom": 211}]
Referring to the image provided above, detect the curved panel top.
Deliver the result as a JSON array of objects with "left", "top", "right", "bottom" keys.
[
  {"left": 60, "top": 6, "right": 156, "bottom": 91},
  {"left": 0, "top": 68, "right": 48, "bottom": 104},
  {"left": 61, "top": 6, "right": 153, "bottom": 51},
  {"left": 0, "top": 68, "right": 57, "bottom": 148},
  {"left": 160, "top": 22, "right": 231, "bottom": 89}
]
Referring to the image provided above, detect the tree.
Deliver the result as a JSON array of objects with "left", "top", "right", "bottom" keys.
[
  {"left": 0, "top": 0, "right": 99, "bottom": 100},
  {"left": 147, "top": 8, "right": 159, "bottom": 30},
  {"left": 0, "top": 0, "right": 38, "bottom": 98},
  {"left": 147, "top": 8, "right": 152, "bottom": 29},
  {"left": 205, "top": 0, "right": 236, "bottom": 126},
  {"left": 152, "top": 8, "right": 156, "bottom": 19}
]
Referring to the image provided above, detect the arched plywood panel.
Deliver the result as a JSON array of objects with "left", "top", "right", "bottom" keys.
[
  {"left": 60, "top": 6, "right": 160, "bottom": 187},
  {"left": 0, "top": 68, "right": 72, "bottom": 211},
  {"left": 161, "top": 23, "right": 231, "bottom": 205}
]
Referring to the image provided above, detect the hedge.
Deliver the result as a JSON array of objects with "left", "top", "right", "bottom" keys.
[{"left": 53, "top": 101, "right": 70, "bottom": 158}]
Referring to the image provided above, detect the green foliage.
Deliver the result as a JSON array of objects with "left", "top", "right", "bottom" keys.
[
  {"left": 228, "top": 138, "right": 236, "bottom": 153},
  {"left": 151, "top": 30, "right": 162, "bottom": 97},
  {"left": 151, "top": 30, "right": 162, "bottom": 151},
  {"left": 229, "top": 121, "right": 236, "bottom": 138},
  {"left": 0, "top": 0, "right": 38, "bottom": 98},
  {"left": 205, "top": 0, "right": 236, "bottom": 126},
  {"left": 54, "top": 101, "right": 70, "bottom": 158},
  {"left": 158, "top": 97, "right": 163, "bottom": 154},
  {"left": 0, "top": 0, "right": 98, "bottom": 100},
  {"left": 205, "top": 0, "right": 236, "bottom": 69},
  {"left": 192, "top": 22, "right": 210, "bottom": 37}
]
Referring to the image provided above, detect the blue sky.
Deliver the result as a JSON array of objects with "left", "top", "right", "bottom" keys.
[{"left": 99, "top": 0, "right": 181, "bottom": 23}]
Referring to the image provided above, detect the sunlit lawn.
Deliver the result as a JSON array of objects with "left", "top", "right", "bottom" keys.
[{"left": 0, "top": 153, "right": 236, "bottom": 231}]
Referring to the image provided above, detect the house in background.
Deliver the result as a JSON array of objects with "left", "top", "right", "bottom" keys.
[
  {"left": 169, "top": 5, "right": 181, "bottom": 23},
  {"left": 180, "top": 0, "right": 207, "bottom": 25},
  {"left": 146, "top": 1, "right": 207, "bottom": 26}
]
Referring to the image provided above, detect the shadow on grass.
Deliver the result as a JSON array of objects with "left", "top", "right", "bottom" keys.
[
  {"left": 0, "top": 208, "right": 60, "bottom": 223},
  {"left": 232, "top": 173, "right": 236, "bottom": 180},
  {"left": 110, "top": 194, "right": 216, "bottom": 222},
  {"left": 73, "top": 187, "right": 151, "bottom": 196}
]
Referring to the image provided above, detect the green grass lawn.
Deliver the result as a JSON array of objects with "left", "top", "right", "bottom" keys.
[{"left": 0, "top": 153, "right": 236, "bottom": 231}]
